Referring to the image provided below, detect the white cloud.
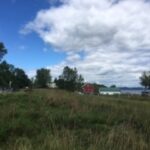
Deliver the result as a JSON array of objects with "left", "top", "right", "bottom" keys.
[
  {"left": 66, "top": 52, "right": 81, "bottom": 62},
  {"left": 27, "top": 70, "right": 36, "bottom": 79},
  {"left": 21, "top": 0, "right": 150, "bottom": 86}
]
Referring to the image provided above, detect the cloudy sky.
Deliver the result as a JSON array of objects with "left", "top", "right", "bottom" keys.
[{"left": 0, "top": 0, "right": 150, "bottom": 87}]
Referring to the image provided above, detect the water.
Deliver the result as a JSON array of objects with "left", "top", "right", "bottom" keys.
[{"left": 121, "top": 89, "right": 143, "bottom": 95}]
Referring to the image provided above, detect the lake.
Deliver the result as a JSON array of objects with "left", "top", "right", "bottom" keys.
[{"left": 121, "top": 89, "right": 143, "bottom": 95}]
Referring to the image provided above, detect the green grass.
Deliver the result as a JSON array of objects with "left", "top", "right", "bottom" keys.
[{"left": 0, "top": 89, "right": 150, "bottom": 150}]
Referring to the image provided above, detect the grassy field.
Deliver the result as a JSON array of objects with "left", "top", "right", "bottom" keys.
[{"left": 0, "top": 89, "right": 150, "bottom": 150}]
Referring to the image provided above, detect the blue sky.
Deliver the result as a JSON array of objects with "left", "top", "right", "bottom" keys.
[
  {"left": 0, "top": 0, "right": 65, "bottom": 70},
  {"left": 0, "top": 0, "right": 150, "bottom": 86}
]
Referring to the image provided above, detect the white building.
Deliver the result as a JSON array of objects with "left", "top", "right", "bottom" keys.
[{"left": 99, "top": 88, "right": 121, "bottom": 95}]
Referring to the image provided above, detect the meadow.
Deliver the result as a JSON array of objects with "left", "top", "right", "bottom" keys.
[{"left": 0, "top": 89, "right": 150, "bottom": 150}]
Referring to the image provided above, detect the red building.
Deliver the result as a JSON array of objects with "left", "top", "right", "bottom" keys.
[{"left": 82, "top": 84, "right": 94, "bottom": 94}]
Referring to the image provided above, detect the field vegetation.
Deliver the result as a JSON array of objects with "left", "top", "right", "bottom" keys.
[{"left": 0, "top": 89, "right": 150, "bottom": 150}]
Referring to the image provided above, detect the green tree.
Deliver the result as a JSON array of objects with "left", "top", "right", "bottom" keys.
[
  {"left": 140, "top": 71, "right": 150, "bottom": 89},
  {"left": 76, "top": 74, "right": 84, "bottom": 91},
  {"left": 54, "top": 77, "right": 65, "bottom": 89},
  {"left": 13, "top": 68, "right": 31, "bottom": 89},
  {"left": 0, "top": 61, "right": 31, "bottom": 89},
  {"left": 110, "top": 85, "right": 116, "bottom": 88},
  {"left": 35, "top": 68, "right": 51, "bottom": 88},
  {"left": 93, "top": 83, "right": 106, "bottom": 95},
  {"left": 55, "top": 66, "right": 84, "bottom": 91},
  {"left": 0, "top": 61, "right": 14, "bottom": 88},
  {"left": 0, "top": 42, "right": 7, "bottom": 61},
  {"left": 0, "top": 43, "right": 30, "bottom": 90}
]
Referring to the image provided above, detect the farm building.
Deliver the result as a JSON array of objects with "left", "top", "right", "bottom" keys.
[
  {"left": 99, "top": 87, "right": 121, "bottom": 95},
  {"left": 82, "top": 84, "right": 94, "bottom": 94}
]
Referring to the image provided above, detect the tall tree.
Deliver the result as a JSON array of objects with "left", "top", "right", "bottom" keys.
[
  {"left": 0, "top": 61, "right": 14, "bottom": 88},
  {"left": 140, "top": 71, "right": 150, "bottom": 89},
  {"left": 0, "top": 61, "right": 31, "bottom": 89},
  {"left": 76, "top": 74, "right": 84, "bottom": 91},
  {"left": 0, "top": 42, "right": 7, "bottom": 61},
  {"left": 0, "top": 42, "right": 31, "bottom": 90},
  {"left": 13, "top": 68, "right": 31, "bottom": 89},
  {"left": 93, "top": 83, "right": 107, "bottom": 95},
  {"left": 35, "top": 68, "right": 51, "bottom": 88},
  {"left": 55, "top": 66, "right": 84, "bottom": 91}
]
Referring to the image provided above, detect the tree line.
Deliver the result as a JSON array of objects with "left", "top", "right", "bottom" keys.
[
  {"left": 0, "top": 42, "right": 84, "bottom": 91},
  {"left": 0, "top": 41, "right": 150, "bottom": 91},
  {"left": 0, "top": 42, "right": 31, "bottom": 90}
]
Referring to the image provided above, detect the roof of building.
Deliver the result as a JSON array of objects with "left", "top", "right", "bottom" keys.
[{"left": 99, "top": 88, "right": 121, "bottom": 92}]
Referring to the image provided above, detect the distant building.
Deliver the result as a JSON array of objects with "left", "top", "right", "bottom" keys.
[
  {"left": 82, "top": 84, "right": 94, "bottom": 94},
  {"left": 99, "top": 87, "right": 121, "bottom": 95},
  {"left": 47, "top": 82, "right": 57, "bottom": 88}
]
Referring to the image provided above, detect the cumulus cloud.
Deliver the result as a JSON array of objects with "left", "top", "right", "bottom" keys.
[{"left": 21, "top": 0, "right": 150, "bottom": 86}]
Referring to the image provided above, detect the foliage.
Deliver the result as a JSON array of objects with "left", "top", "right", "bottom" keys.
[
  {"left": 0, "top": 61, "right": 14, "bottom": 88},
  {"left": 0, "top": 61, "right": 31, "bottom": 89},
  {"left": 0, "top": 42, "right": 30, "bottom": 90},
  {"left": 93, "top": 83, "right": 107, "bottom": 95},
  {"left": 13, "top": 68, "right": 31, "bottom": 89},
  {"left": 55, "top": 66, "right": 84, "bottom": 91},
  {"left": 35, "top": 68, "right": 51, "bottom": 88},
  {"left": 76, "top": 74, "right": 84, "bottom": 91},
  {"left": 0, "top": 89, "right": 150, "bottom": 150},
  {"left": 140, "top": 71, "right": 150, "bottom": 89},
  {"left": 110, "top": 85, "right": 117, "bottom": 88},
  {"left": 0, "top": 42, "right": 7, "bottom": 61}
]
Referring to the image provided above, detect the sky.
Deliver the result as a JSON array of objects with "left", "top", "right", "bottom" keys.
[{"left": 0, "top": 0, "right": 150, "bottom": 87}]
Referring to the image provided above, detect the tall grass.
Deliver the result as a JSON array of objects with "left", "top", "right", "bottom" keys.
[{"left": 0, "top": 89, "right": 150, "bottom": 150}]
